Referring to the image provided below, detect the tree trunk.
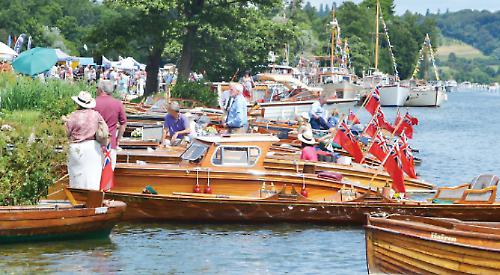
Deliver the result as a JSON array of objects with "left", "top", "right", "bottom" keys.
[
  {"left": 177, "top": 26, "right": 197, "bottom": 84},
  {"left": 144, "top": 46, "right": 164, "bottom": 98}
]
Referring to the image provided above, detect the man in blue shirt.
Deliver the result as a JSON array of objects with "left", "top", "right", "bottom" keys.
[
  {"left": 226, "top": 83, "right": 248, "bottom": 134},
  {"left": 161, "top": 101, "right": 191, "bottom": 146},
  {"left": 309, "top": 95, "right": 328, "bottom": 130}
]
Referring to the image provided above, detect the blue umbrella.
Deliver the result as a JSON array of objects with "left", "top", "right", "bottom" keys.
[{"left": 12, "top": 47, "right": 59, "bottom": 76}]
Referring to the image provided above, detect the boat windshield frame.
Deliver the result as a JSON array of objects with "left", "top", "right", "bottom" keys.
[
  {"left": 181, "top": 142, "right": 210, "bottom": 162},
  {"left": 211, "top": 146, "right": 262, "bottom": 167}
]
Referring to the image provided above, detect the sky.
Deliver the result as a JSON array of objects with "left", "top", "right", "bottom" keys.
[{"left": 306, "top": 0, "right": 500, "bottom": 15}]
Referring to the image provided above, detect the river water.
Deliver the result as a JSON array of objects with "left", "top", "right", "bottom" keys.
[{"left": 1, "top": 91, "right": 499, "bottom": 274}]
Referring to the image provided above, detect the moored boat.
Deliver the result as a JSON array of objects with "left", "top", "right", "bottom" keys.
[
  {"left": 0, "top": 190, "right": 126, "bottom": 244},
  {"left": 65, "top": 135, "right": 500, "bottom": 224},
  {"left": 405, "top": 85, "right": 447, "bottom": 107},
  {"left": 365, "top": 214, "right": 500, "bottom": 274}
]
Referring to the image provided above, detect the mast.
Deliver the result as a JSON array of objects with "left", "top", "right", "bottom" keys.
[
  {"left": 374, "top": 0, "right": 380, "bottom": 70},
  {"left": 331, "top": 5, "right": 335, "bottom": 72}
]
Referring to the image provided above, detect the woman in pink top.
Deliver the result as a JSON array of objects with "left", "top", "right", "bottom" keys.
[
  {"left": 298, "top": 132, "right": 318, "bottom": 161},
  {"left": 65, "top": 91, "right": 105, "bottom": 190}
]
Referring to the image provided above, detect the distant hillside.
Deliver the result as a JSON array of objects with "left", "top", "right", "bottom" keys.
[
  {"left": 434, "top": 10, "right": 500, "bottom": 57},
  {"left": 436, "top": 36, "right": 486, "bottom": 61}
]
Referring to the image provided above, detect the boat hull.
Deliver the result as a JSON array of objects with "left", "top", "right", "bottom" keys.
[
  {"left": 68, "top": 188, "right": 500, "bottom": 224},
  {"left": 405, "top": 90, "right": 447, "bottom": 107},
  {"left": 321, "top": 82, "right": 364, "bottom": 100},
  {"left": 379, "top": 86, "right": 410, "bottom": 107},
  {"left": 0, "top": 201, "right": 126, "bottom": 244},
  {"left": 366, "top": 216, "right": 500, "bottom": 274}
]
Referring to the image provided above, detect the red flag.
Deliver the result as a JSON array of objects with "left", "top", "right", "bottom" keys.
[
  {"left": 100, "top": 141, "right": 115, "bottom": 191},
  {"left": 395, "top": 112, "right": 418, "bottom": 139},
  {"left": 397, "top": 134, "right": 418, "bottom": 179},
  {"left": 394, "top": 109, "right": 402, "bottom": 126},
  {"left": 348, "top": 109, "right": 361, "bottom": 124},
  {"left": 376, "top": 108, "right": 395, "bottom": 133},
  {"left": 333, "top": 120, "right": 364, "bottom": 163},
  {"left": 384, "top": 144, "right": 406, "bottom": 193},
  {"left": 369, "top": 132, "right": 389, "bottom": 162},
  {"left": 365, "top": 117, "right": 379, "bottom": 137},
  {"left": 365, "top": 89, "right": 380, "bottom": 115}
]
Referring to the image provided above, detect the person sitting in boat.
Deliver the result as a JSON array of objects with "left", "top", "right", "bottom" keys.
[
  {"left": 64, "top": 91, "right": 105, "bottom": 190},
  {"left": 298, "top": 131, "right": 318, "bottom": 161},
  {"left": 328, "top": 108, "right": 340, "bottom": 127},
  {"left": 290, "top": 112, "right": 312, "bottom": 135},
  {"left": 161, "top": 101, "right": 191, "bottom": 146},
  {"left": 226, "top": 83, "right": 248, "bottom": 134},
  {"left": 309, "top": 95, "right": 331, "bottom": 130}
]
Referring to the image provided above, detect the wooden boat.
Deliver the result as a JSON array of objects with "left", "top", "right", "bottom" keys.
[
  {"left": 0, "top": 189, "right": 126, "bottom": 244},
  {"left": 64, "top": 135, "right": 500, "bottom": 224},
  {"left": 116, "top": 145, "right": 434, "bottom": 192},
  {"left": 365, "top": 214, "right": 500, "bottom": 274}
]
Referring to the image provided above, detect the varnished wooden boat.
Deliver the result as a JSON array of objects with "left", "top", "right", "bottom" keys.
[
  {"left": 365, "top": 214, "right": 500, "bottom": 274},
  {"left": 116, "top": 146, "right": 435, "bottom": 192},
  {"left": 0, "top": 190, "right": 126, "bottom": 244},
  {"left": 64, "top": 134, "right": 499, "bottom": 224}
]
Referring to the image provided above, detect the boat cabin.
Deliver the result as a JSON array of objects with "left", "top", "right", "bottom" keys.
[{"left": 180, "top": 134, "right": 280, "bottom": 170}]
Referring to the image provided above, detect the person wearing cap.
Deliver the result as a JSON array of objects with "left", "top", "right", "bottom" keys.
[
  {"left": 94, "top": 79, "right": 127, "bottom": 170},
  {"left": 161, "top": 101, "right": 191, "bottom": 145},
  {"left": 226, "top": 83, "right": 248, "bottom": 134},
  {"left": 242, "top": 70, "right": 254, "bottom": 100},
  {"left": 298, "top": 131, "right": 318, "bottom": 161},
  {"left": 64, "top": 91, "right": 106, "bottom": 190}
]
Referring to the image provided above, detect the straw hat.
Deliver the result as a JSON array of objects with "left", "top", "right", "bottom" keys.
[
  {"left": 300, "top": 112, "right": 310, "bottom": 121},
  {"left": 298, "top": 131, "right": 316, "bottom": 145},
  {"left": 71, "top": 91, "right": 96, "bottom": 109}
]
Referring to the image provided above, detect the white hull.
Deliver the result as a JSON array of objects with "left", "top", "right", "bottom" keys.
[
  {"left": 379, "top": 86, "right": 410, "bottom": 107},
  {"left": 321, "top": 82, "right": 364, "bottom": 100},
  {"left": 405, "top": 90, "right": 447, "bottom": 107},
  {"left": 253, "top": 99, "right": 358, "bottom": 120}
]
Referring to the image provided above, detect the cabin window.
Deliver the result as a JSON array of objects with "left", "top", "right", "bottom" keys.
[
  {"left": 211, "top": 146, "right": 262, "bottom": 167},
  {"left": 181, "top": 143, "right": 210, "bottom": 162}
]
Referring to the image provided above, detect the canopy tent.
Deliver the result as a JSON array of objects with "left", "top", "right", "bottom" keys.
[
  {"left": 55, "top": 49, "right": 78, "bottom": 62},
  {"left": 78, "top": 57, "right": 95, "bottom": 66},
  {"left": 114, "top": 57, "right": 146, "bottom": 70},
  {"left": 0, "top": 42, "right": 18, "bottom": 60},
  {"left": 102, "top": 56, "right": 112, "bottom": 69}
]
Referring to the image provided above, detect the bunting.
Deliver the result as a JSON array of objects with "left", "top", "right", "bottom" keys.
[
  {"left": 411, "top": 34, "right": 440, "bottom": 81},
  {"left": 379, "top": 9, "right": 400, "bottom": 81}
]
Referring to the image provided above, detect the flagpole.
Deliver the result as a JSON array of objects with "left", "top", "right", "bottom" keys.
[
  {"left": 360, "top": 129, "right": 380, "bottom": 164},
  {"left": 368, "top": 125, "right": 407, "bottom": 183},
  {"left": 360, "top": 105, "right": 380, "bottom": 137},
  {"left": 324, "top": 114, "right": 345, "bottom": 148},
  {"left": 348, "top": 87, "right": 374, "bottom": 128}
]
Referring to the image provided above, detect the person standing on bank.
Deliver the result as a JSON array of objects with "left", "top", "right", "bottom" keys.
[
  {"left": 226, "top": 83, "right": 248, "bottom": 134},
  {"left": 242, "top": 70, "right": 254, "bottom": 100},
  {"left": 309, "top": 95, "right": 328, "bottom": 130},
  {"left": 94, "top": 80, "right": 127, "bottom": 170},
  {"left": 161, "top": 101, "right": 191, "bottom": 145},
  {"left": 65, "top": 91, "right": 105, "bottom": 190}
]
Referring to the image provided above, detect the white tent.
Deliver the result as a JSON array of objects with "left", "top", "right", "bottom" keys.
[
  {"left": 0, "top": 42, "right": 18, "bottom": 60},
  {"left": 114, "top": 57, "right": 146, "bottom": 70},
  {"left": 55, "top": 49, "right": 78, "bottom": 62}
]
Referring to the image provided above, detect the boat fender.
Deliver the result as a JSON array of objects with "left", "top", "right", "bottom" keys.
[
  {"left": 300, "top": 187, "right": 308, "bottom": 198},
  {"left": 194, "top": 184, "right": 201, "bottom": 193}
]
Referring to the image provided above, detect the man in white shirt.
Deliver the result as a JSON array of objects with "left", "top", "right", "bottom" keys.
[{"left": 309, "top": 95, "right": 328, "bottom": 130}]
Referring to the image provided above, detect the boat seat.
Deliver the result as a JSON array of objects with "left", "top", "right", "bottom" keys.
[{"left": 430, "top": 174, "right": 499, "bottom": 203}]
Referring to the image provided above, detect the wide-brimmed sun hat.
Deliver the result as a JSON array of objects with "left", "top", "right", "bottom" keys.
[
  {"left": 71, "top": 91, "right": 96, "bottom": 109},
  {"left": 300, "top": 112, "right": 310, "bottom": 121},
  {"left": 298, "top": 131, "right": 316, "bottom": 145}
]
